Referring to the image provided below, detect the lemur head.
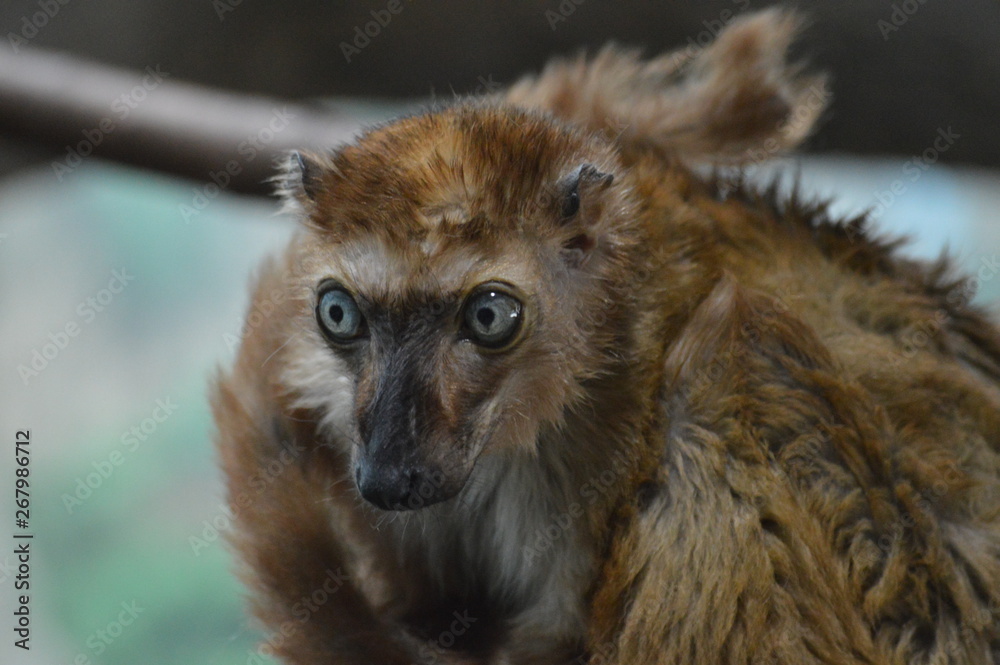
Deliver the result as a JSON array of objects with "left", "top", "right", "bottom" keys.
[
  {"left": 273, "top": 11, "right": 826, "bottom": 511},
  {"left": 278, "top": 105, "right": 642, "bottom": 511}
]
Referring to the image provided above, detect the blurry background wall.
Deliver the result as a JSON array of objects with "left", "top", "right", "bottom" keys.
[{"left": 2, "top": 0, "right": 1000, "bottom": 169}]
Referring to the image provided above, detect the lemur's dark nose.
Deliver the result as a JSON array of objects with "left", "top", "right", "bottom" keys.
[{"left": 356, "top": 462, "right": 439, "bottom": 511}]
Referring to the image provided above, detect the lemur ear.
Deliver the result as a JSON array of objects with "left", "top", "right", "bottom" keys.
[
  {"left": 276, "top": 150, "right": 334, "bottom": 214},
  {"left": 555, "top": 163, "right": 615, "bottom": 265},
  {"left": 559, "top": 163, "right": 614, "bottom": 221},
  {"left": 293, "top": 151, "right": 323, "bottom": 201}
]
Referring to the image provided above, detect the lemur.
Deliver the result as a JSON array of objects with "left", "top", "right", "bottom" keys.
[{"left": 212, "top": 10, "right": 1000, "bottom": 665}]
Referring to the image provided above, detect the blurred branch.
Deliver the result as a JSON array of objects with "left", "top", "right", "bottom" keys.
[{"left": 0, "top": 47, "right": 362, "bottom": 196}]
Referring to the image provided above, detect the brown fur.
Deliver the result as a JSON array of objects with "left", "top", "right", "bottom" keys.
[{"left": 212, "top": 10, "right": 1000, "bottom": 665}]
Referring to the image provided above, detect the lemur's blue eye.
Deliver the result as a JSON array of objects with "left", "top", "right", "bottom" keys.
[
  {"left": 316, "top": 283, "right": 365, "bottom": 343},
  {"left": 462, "top": 284, "right": 523, "bottom": 349}
]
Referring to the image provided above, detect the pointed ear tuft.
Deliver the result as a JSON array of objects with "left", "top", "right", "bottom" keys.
[
  {"left": 559, "top": 163, "right": 614, "bottom": 223},
  {"left": 293, "top": 151, "right": 323, "bottom": 201},
  {"left": 554, "top": 163, "right": 616, "bottom": 267},
  {"left": 275, "top": 150, "right": 333, "bottom": 214}
]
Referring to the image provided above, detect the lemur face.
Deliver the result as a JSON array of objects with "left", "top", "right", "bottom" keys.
[{"left": 280, "top": 105, "right": 637, "bottom": 510}]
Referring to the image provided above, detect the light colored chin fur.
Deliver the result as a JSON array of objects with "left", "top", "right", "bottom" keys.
[{"left": 394, "top": 440, "right": 597, "bottom": 645}]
